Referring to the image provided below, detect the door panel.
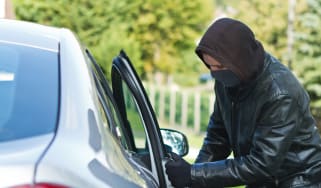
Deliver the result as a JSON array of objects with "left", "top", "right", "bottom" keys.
[
  {"left": 85, "top": 49, "right": 157, "bottom": 187},
  {"left": 111, "top": 50, "right": 169, "bottom": 188}
]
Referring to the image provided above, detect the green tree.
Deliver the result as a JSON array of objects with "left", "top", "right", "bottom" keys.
[
  {"left": 220, "top": 0, "right": 289, "bottom": 63},
  {"left": 105, "top": 0, "right": 214, "bottom": 80},
  {"left": 293, "top": 0, "right": 321, "bottom": 128},
  {"left": 13, "top": 0, "right": 143, "bottom": 78},
  {"left": 13, "top": 0, "right": 213, "bottom": 81}
]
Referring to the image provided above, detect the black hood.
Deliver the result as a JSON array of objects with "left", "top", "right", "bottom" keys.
[{"left": 195, "top": 18, "right": 265, "bottom": 82}]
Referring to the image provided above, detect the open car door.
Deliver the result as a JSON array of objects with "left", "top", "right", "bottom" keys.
[{"left": 111, "top": 50, "right": 171, "bottom": 188}]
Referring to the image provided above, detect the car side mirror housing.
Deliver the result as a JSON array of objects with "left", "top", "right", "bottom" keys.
[{"left": 160, "top": 128, "right": 189, "bottom": 157}]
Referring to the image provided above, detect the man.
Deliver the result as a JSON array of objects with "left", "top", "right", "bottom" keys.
[{"left": 165, "top": 18, "right": 321, "bottom": 188}]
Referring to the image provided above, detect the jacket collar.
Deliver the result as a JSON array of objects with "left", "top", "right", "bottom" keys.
[{"left": 226, "top": 52, "right": 272, "bottom": 101}]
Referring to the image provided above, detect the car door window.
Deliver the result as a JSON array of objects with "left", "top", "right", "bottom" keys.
[
  {"left": 84, "top": 49, "right": 160, "bottom": 187},
  {"left": 111, "top": 51, "right": 169, "bottom": 188},
  {"left": 85, "top": 49, "right": 131, "bottom": 150},
  {"left": 0, "top": 42, "right": 59, "bottom": 142},
  {"left": 120, "top": 81, "right": 152, "bottom": 168},
  {"left": 103, "top": 93, "right": 130, "bottom": 149},
  {"left": 122, "top": 83, "right": 148, "bottom": 149}
]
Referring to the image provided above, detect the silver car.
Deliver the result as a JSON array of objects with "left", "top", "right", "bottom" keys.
[{"left": 0, "top": 19, "right": 188, "bottom": 188}]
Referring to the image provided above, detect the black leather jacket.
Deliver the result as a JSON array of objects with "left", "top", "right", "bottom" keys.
[{"left": 191, "top": 53, "right": 321, "bottom": 187}]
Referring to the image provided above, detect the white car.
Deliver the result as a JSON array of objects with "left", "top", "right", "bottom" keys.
[{"left": 0, "top": 19, "right": 189, "bottom": 188}]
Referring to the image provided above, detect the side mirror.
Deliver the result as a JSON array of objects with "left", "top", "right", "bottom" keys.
[{"left": 160, "top": 128, "right": 189, "bottom": 157}]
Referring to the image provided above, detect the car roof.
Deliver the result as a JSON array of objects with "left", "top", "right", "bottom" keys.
[{"left": 0, "top": 19, "right": 61, "bottom": 52}]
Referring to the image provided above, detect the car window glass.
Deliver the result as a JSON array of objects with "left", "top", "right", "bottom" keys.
[
  {"left": 111, "top": 52, "right": 168, "bottom": 187},
  {"left": 92, "top": 101, "right": 148, "bottom": 187},
  {"left": 104, "top": 95, "right": 129, "bottom": 149},
  {"left": 84, "top": 51, "right": 129, "bottom": 149},
  {"left": 84, "top": 51, "right": 153, "bottom": 186},
  {"left": 122, "top": 81, "right": 148, "bottom": 150},
  {"left": 0, "top": 43, "right": 58, "bottom": 142},
  {"left": 96, "top": 80, "right": 129, "bottom": 150},
  {"left": 97, "top": 97, "right": 110, "bottom": 132},
  {"left": 120, "top": 80, "right": 155, "bottom": 172}
]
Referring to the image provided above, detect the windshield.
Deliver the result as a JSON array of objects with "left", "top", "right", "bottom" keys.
[{"left": 0, "top": 42, "right": 59, "bottom": 142}]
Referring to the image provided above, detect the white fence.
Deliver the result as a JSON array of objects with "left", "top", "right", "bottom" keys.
[{"left": 144, "top": 83, "right": 215, "bottom": 133}]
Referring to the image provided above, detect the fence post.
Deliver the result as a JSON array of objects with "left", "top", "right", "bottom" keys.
[
  {"left": 169, "top": 88, "right": 176, "bottom": 126},
  {"left": 148, "top": 84, "right": 155, "bottom": 109},
  {"left": 194, "top": 92, "right": 201, "bottom": 133},
  {"left": 181, "top": 92, "right": 188, "bottom": 128},
  {"left": 144, "top": 83, "right": 213, "bottom": 133},
  {"left": 209, "top": 94, "right": 215, "bottom": 116},
  {"left": 159, "top": 87, "right": 165, "bottom": 121}
]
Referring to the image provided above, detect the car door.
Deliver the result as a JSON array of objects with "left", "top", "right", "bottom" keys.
[
  {"left": 111, "top": 50, "right": 171, "bottom": 188},
  {"left": 85, "top": 49, "right": 159, "bottom": 187}
]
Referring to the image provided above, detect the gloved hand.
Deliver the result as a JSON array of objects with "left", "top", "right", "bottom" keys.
[{"left": 165, "top": 152, "right": 192, "bottom": 188}]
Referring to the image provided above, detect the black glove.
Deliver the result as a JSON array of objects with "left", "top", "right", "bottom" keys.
[{"left": 165, "top": 152, "right": 192, "bottom": 188}]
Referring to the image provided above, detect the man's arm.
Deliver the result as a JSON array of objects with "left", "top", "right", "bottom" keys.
[{"left": 192, "top": 94, "right": 300, "bottom": 187}]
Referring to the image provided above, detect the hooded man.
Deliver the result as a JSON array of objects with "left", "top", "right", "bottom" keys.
[{"left": 165, "top": 18, "right": 321, "bottom": 188}]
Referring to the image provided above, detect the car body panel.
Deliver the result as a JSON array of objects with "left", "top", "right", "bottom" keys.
[
  {"left": 0, "top": 19, "right": 59, "bottom": 52},
  {"left": 35, "top": 28, "right": 149, "bottom": 187},
  {"left": 0, "top": 19, "right": 150, "bottom": 188},
  {"left": 0, "top": 134, "right": 53, "bottom": 187},
  {"left": 0, "top": 19, "right": 185, "bottom": 188}
]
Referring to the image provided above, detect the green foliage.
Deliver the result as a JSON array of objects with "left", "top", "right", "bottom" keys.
[
  {"left": 12, "top": 0, "right": 321, "bottom": 129},
  {"left": 13, "top": 0, "right": 213, "bottom": 80},
  {"left": 220, "top": 0, "right": 288, "bottom": 63},
  {"left": 294, "top": 0, "right": 321, "bottom": 126},
  {"left": 13, "top": 0, "right": 142, "bottom": 78}
]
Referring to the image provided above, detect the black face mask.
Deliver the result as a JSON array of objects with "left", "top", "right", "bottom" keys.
[{"left": 211, "top": 70, "right": 241, "bottom": 87}]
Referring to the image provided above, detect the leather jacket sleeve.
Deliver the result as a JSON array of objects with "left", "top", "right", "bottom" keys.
[
  {"left": 195, "top": 100, "right": 232, "bottom": 163},
  {"left": 191, "top": 94, "right": 300, "bottom": 187}
]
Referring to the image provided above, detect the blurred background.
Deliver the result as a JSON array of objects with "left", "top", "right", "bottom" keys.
[{"left": 3, "top": 0, "right": 321, "bottom": 162}]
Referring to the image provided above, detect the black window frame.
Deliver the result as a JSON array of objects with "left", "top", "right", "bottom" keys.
[{"left": 111, "top": 50, "right": 169, "bottom": 188}]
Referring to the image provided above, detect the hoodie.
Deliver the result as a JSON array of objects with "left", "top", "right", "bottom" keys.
[{"left": 195, "top": 18, "right": 265, "bottom": 82}]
